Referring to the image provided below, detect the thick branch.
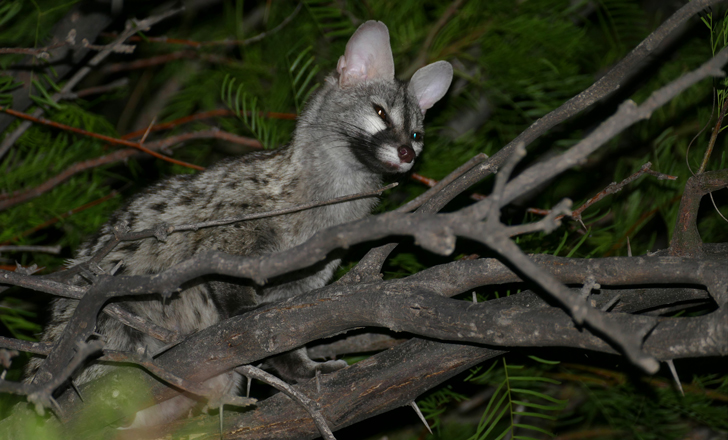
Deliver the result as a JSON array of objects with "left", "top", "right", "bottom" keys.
[
  {"left": 34, "top": 251, "right": 726, "bottom": 424},
  {"left": 669, "top": 168, "right": 728, "bottom": 260}
]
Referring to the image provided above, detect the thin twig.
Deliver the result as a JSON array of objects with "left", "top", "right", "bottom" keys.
[
  {"left": 170, "top": 182, "right": 398, "bottom": 232},
  {"left": 57, "top": 78, "right": 130, "bottom": 100},
  {"left": 699, "top": 94, "right": 728, "bottom": 174},
  {"left": 570, "top": 163, "right": 677, "bottom": 223},
  {"left": 0, "top": 106, "right": 203, "bottom": 171},
  {"left": 236, "top": 364, "right": 336, "bottom": 440},
  {"left": 0, "top": 41, "right": 70, "bottom": 57},
  {"left": 0, "top": 29, "right": 77, "bottom": 57},
  {"left": 505, "top": 198, "right": 572, "bottom": 237},
  {"left": 526, "top": 162, "right": 677, "bottom": 225},
  {"left": 0, "top": 245, "right": 61, "bottom": 254}
]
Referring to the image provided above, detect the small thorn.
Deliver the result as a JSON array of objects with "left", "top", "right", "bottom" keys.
[
  {"left": 578, "top": 218, "right": 587, "bottom": 232},
  {"left": 141, "top": 116, "right": 156, "bottom": 144},
  {"left": 109, "top": 259, "right": 124, "bottom": 275},
  {"left": 409, "top": 401, "right": 431, "bottom": 434},
  {"left": 627, "top": 236, "right": 632, "bottom": 257},
  {"left": 600, "top": 295, "right": 621, "bottom": 312},
  {"left": 70, "top": 379, "right": 84, "bottom": 402},
  {"left": 219, "top": 403, "right": 224, "bottom": 440},
  {"left": 152, "top": 340, "right": 180, "bottom": 358},
  {"left": 666, "top": 359, "right": 684, "bottom": 396},
  {"left": 89, "top": 262, "right": 106, "bottom": 275},
  {"left": 315, "top": 369, "right": 321, "bottom": 395},
  {"left": 49, "top": 396, "right": 64, "bottom": 419},
  {"left": 472, "top": 292, "right": 478, "bottom": 303}
]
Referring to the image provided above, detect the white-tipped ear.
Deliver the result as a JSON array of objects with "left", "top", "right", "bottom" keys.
[
  {"left": 337, "top": 21, "right": 395, "bottom": 88},
  {"left": 409, "top": 60, "right": 453, "bottom": 114}
]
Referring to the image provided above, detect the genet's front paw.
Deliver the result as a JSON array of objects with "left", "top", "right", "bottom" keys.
[
  {"left": 313, "top": 359, "right": 348, "bottom": 375},
  {"left": 265, "top": 347, "right": 348, "bottom": 383}
]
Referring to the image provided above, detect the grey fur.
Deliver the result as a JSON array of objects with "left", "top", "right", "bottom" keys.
[{"left": 26, "top": 20, "right": 452, "bottom": 421}]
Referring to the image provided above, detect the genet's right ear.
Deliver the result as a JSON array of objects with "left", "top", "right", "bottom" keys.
[{"left": 337, "top": 21, "right": 395, "bottom": 88}]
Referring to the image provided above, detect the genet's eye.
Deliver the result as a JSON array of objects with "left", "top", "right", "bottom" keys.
[
  {"left": 373, "top": 104, "right": 387, "bottom": 122},
  {"left": 412, "top": 132, "right": 423, "bottom": 142}
]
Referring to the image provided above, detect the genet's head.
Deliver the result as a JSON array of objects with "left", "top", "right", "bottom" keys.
[{"left": 299, "top": 21, "right": 453, "bottom": 175}]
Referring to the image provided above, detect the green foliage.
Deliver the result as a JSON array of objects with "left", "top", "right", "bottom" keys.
[
  {"left": 2, "top": 1, "right": 728, "bottom": 438},
  {"left": 222, "top": 74, "right": 280, "bottom": 149},
  {"left": 0, "top": 75, "right": 22, "bottom": 107},
  {"left": 304, "top": 0, "right": 357, "bottom": 38},
  {"left": 0, "top": 297, "right": 41, "bottom": 341},
  {"left": 286, "top": 45, "right": 321, "bottom": 113},
  {"left": 702, "top": 9, "right": 728, "bottom": 111},
  {"left": 465, "top": 358, "right": 567, "bottom": 440}
]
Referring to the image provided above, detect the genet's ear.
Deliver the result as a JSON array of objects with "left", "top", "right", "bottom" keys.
[
  {"left": 408, "top": 61, "right": 453, "bottom": 115},
  {"left": 337, "top": 21, "right": 395, "bottom": 88}
]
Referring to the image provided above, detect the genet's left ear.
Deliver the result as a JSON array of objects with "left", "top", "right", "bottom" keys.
[
  {"left": 337, "top": 21, "right": 395, "bottom": 88},
  {"left": 408, "top": 61, "right": 453, "bottom": 115}
]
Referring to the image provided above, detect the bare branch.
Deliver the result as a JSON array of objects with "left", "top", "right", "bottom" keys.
[
  {"left": 0, "top": 245, "right": 61, "bottom": 255},
  {"left": 527, "top": 162, "right": 678, "bottom": 227}
]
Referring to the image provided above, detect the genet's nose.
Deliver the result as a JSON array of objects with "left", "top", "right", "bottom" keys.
[{"left": 398, "top": 145, "right": 415, "bottom": 164}]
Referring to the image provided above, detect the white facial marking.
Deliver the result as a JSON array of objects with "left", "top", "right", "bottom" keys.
[
  {"left": 361, "top": 113, "right": 387, "bottom": 135},
  {"left": 389, "top": 105, "right": 403, "bottom": 128}
]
